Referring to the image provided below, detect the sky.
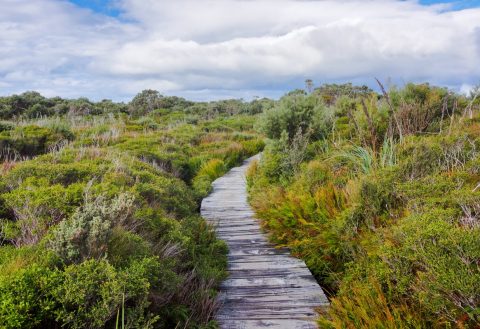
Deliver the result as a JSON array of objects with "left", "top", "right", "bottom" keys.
[{"left": 0, "top": 0, "right": 479, "bottom": 101}]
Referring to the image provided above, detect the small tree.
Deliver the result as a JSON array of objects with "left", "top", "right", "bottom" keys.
[
  {"left": 129, "top": 90, "right": 163, "bottom": 116},
  {"left": 259, "top": 93, "right": 332, "bottom": 142}
]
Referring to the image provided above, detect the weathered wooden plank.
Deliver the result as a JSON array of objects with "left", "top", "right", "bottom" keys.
[
  {"left": 227, "top": 254, "right": 307, "bottom": 263},
  {"left": 221, "top": 300, "right": 324, "bottom": 309},
  {"left": 224, "top": 240, "right": 274, "bottom": 247},
  {"left": 201, "top": 154, "right": 328, "bottom": 328},
  {"left": 217, "top": 229, "right": 263, "bottom": 236},
  {"left": 221, "top": 276, "right": 319, "bottom": 289},
  {"left": 221, "top": 288, "right": 326, "bottom": 302},
  {"left": 216, "top": 226, "right": 260, "bottom": 233},
  {"left": 205, "top": 220, "right": 259, "bottom": 226},
  {"left": 226, "top": 268, "right": 313, "bottom": 278},
  {"left": 217, "top": 319, "right": 317, "bottom": 329},
  {"left": 227, "top": 248, "right": 291, "bottom": 257},
  {"left": 216, "top": 306, "right": 318, "bottom": 319},
  {"left": 217, "top": 234, "right": 269, "bottom": 242},
  {"left": 219, "top": 291, "right": 325, "bottom": 303},
  {"left": 221, "top": 273, "right": 318, "bottom": 284},
  {"left": 228, "top": 260, "right": 310, "bottom": 271},
  {"left": 203, "top": 214, "right": 258, "bottom": 220},
  {"left": 219, "top": 287, "right": 328, "bottom": 301}
]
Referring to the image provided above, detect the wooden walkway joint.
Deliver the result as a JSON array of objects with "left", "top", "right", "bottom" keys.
[{"left": 201, "top": 154, "right": 329, "bottom": 329}]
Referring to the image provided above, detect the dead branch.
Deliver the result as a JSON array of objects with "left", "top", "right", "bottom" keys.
[
  {"left": 439, "top": 93, "right": 448, "bottom": 134},
  {"left": 375, "top": 78, "right": 403, "bottom": 140}
]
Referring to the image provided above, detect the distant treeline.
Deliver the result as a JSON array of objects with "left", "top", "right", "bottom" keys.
[{"left": 0, "top": 89, "right": 275, "bottom": 120}]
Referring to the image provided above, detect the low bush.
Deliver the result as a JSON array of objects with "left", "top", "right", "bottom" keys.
[
  {"left": 0, "top": 125, "right": 72, "bottom": 160},
  {"left": 50, "top": 193, "right": 136, "bottom": 264}
]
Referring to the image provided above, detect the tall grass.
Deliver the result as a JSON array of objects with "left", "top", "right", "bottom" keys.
[
  {"left": 334, "top": 139, "right": 397, "bottom": 176},
  {"left": 379, "top": 137, "right": 396, "bottom": 168},
  {"left": 115, "top": 294, "right": 125, "bottom": 329},
  {"left": 318, "top": 281, "right": 427, "bottom": 329},
  {"left": 341, "top": 146, "right": 375, "bottom": 175},
  {"left": 192, "top": 159, "right": 227, "bottom": 196}
]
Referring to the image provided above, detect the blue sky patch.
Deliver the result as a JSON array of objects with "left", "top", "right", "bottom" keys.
[
  {"left": 68, "top": 0, "right": 480, "bottom": 18},
  {"left": 69, "top": 0, "right": 120, "bottom": 17},
  {"left": 419, "top": 0, "right": 480, "bottom": 10}
]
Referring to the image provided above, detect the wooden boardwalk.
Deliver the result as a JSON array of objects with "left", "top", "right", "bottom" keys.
[{"left": 201, "top": 154, "right": 328, "bottom": 329}]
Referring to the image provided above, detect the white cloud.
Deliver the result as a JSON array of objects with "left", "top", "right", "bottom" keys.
[{"left": 0, "top": 0, "right": 479, "bottom": 100}]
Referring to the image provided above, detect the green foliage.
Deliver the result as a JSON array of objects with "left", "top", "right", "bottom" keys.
[
  {"left": 249, "top": 83, "right": 480, "bottom": 328},
  {"left": 0, "top": 264, "right": 58, "bottom": 329},
  {"left": 0, "top": 95, "right": 264, "bottom": 328},
  {"left": 2, "top": 179, "right": 84, "bottom": 245},
  {"left": 258, "top": 93, "right": 333, "bottom": 141},
  {"left": 0, "top": 121, "right": 14, "bottom": 132},
  {"left": 313, "top": 83, "right": 373, "bottom": 106},
  {"left": 0, "top": 125, "right": 72, "bottom": 159},
  {"left": 53, "top": 258, "right": 167, "bottom": 329},
  {"left": 318, "top": 280, "right": 427, "bottom": 329},
  {"left": 0, "top": 91, "right": 127, "bottom": 120},
  {"left": 129, "top": 90, "right": 165, "bottom": 116},
  {"left": 193, "top": 159, "right": 227, "bottom": 197},
  {"left": 334, "top": 146, "right": 376, "bottom": 175},
  {"left": 50, "top": 193, "right": 136, "bottom": 264},
  {"left": 128, "top": 90, "right": 197, "bottom": 117}
]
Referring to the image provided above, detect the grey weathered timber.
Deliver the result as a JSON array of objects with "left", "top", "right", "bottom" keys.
[{"left": 201, "top": 154, "right": 328, "bottom": 329}]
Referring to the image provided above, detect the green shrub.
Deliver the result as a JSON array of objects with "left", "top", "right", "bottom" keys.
[
  {"left": 43, "top": 118, "right": 75, "bottom": 141},
  {"left": 49, "top": 193, "right": 136, "bottom": 264},
  {"left": 258, "top": 93, "right": 332, "bottom": 141},
  {"left": 0, "top": 125, "right": 71, "bottom": 159},
  {"left": 4, "top": 161, "right": 102, "bottom": 187},
  {"left": 0, "top": 264, "right": 58, "bottom": 329},
  {"left": 2, "top": 180, "right": 84, "bottom": 245},
  {"left": 52, "top": 258, "right": 167, "bottom": 329},
  {"left": 107, "top": 228, "right": 152, "bottom": 267}
]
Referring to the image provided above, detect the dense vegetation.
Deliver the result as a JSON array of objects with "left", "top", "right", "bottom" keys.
[
  {"left": 0, "top": 91, "right": 266, "bottom": 328},
  {"left": 248, "top": 83, "right": 480, "bottom": 328},
  {"left": 2, "top": 82, "right": 479, "bottom": 328}
]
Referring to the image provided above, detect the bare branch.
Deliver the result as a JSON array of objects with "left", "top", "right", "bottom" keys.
[{"left": 375, "top": 78, "right": 403, "bottom": 140}]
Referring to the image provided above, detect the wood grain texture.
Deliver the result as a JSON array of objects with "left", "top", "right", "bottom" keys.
[{"left": 201, "top": 154, "right": 328, "bottom": 329}]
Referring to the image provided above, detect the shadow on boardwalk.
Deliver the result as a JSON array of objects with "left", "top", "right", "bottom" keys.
[{"left": 201, "top": 154, "right": 329, "bottom": 329}]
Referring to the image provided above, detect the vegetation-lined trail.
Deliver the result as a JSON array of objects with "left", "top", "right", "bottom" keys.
[{"left": 201, "top": 154, "right": 328, "bottom": 329}]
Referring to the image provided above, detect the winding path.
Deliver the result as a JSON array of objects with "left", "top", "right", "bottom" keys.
[{"left": 201, "top": 154, "right": 328, "bottom": 329}]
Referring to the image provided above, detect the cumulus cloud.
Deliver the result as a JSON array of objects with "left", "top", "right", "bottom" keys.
[{"left": 0, "top": 0, "right": 479, "bottom": 100}]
